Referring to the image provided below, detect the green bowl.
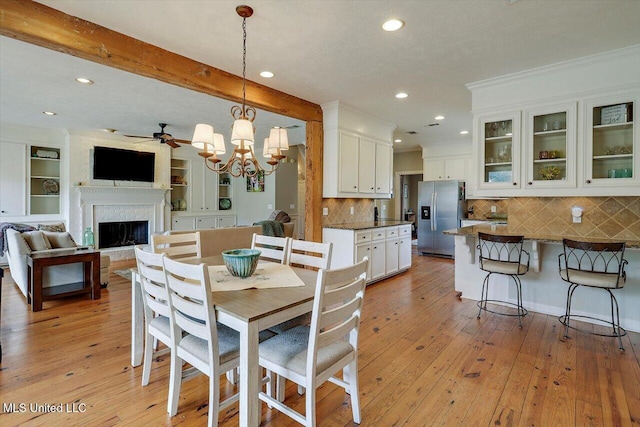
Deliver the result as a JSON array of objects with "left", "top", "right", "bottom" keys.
[{"left": 221, "top": 249, "right": 261, "bottom": 278}]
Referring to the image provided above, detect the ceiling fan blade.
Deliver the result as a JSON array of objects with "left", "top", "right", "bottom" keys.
[
  {"left": 124, "top": 134, "right": 153, "bottom": 139},
  {"left": 173, "top": 138, "right": 192, "bottom": 144},
  {"left": 167, "top": 140, "right": 180, "bottom": 148}
]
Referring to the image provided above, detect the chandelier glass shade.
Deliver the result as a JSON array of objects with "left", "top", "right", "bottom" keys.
[{"left": 191, "top": 4, "right": 287, "bottom": 178}]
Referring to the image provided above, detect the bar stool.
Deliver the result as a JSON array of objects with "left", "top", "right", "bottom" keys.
[
  {"left": 477, "top": 232, "right": 530, "bottom": 328},
  {"left": 558, "top": 239, "right": 628, "bottom": 351}
]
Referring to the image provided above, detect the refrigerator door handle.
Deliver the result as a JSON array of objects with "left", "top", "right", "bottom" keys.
[{"left": 431, "top": 192, "right": 437, "bottom": 231}]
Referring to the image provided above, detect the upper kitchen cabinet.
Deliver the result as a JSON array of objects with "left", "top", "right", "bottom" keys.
[
  {"left": 322, "top": 101, "right": 396, "bottom": 199},
  {"left": 477, "top": 111, "right": 521, "bottom": 190},
  {"left": 524, "top": 102, "right": 577, "bottom": 189},
  {"left": 467, "top": 46, "right": 640, "bottom": 197},
  {"left": 584, "top": 94, "right": 638, "bottom": 188}
]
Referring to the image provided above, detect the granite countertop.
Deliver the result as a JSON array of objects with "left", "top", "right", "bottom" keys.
[
  {"left": 443, "top": 224, "right": 640, "bottom": 249},
  {"left": 323, "top": 220, "right": 413, "bottom": 230}
]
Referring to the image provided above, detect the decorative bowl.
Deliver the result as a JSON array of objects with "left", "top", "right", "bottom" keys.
[{"left": 222, "top": 249, "right": 261, "bottom": 278}]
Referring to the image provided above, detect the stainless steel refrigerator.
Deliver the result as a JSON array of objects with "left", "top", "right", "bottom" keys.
[{"left": 418, "top": 180, "right": 465, "bottom": 258}]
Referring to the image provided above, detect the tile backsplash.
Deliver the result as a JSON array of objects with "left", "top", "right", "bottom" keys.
[
  {"left": 508, "top": 196, "right": 640, "bottom": 241},
  {"left": 471, "top": 196, "right": 640, "bottom": 241},
  {"left": 322, "top": 198, "right": 374, "bottom": 225}
]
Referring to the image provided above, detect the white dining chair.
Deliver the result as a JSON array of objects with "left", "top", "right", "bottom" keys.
[
  {"left": 258, "top": 257, "right": 369, "bottom": 426},
  {"left": 134, "top": 246, "right": 172, "bottom": 387},
  {"left": 251, "top": 233, "right": 290, "bottom": 264},
  {"left": 287, "top": 239, "right": 333, "bottom": 270},
  {"left": 151, "top": 231, "right": 202, "bottom": 260},
  {"left": 268, "top": 240, "right": 334, "bottom": 398},
  {"left": 162, "top": 256, "right": 241, "bottom": 427}
]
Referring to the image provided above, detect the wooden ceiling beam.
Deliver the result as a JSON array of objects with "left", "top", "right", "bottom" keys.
[{"left": 0, "top": 0, "right": 323, "bottom": 123}]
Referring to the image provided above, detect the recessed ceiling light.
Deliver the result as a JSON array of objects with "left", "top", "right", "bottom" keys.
[
  {"left": 382, "top": 19, "right": 404, "bottom": 32},
  {"left": 259, "top": 71, "right": 274, "bottom": 78},
  {"left": 435, "top": 115, "right": 445, "bottom": 120},
  {"left": 459, "top": 130, "right": 469, "bottom": 135},
  {"left": 43, "top": 111, "right": 56, "bottom": 116},
  {"left": 395, "top": 92, "right": 408, "bottom": 99},
  {"left": 394, "top": 139, "right": 402, "bottom": 143},
  {"left": 76, "top": 77, "right": 94, "bottom": 84}
]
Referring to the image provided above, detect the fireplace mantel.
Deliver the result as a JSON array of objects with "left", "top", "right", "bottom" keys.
[{"left": 77, "top": 186, "right": 169, "bottom": 203}]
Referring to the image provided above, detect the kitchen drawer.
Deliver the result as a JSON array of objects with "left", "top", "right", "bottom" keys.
[
  {"left": 399, "top": 225, "right": 412, "bottom": 236},
  {"left": 355, "top": 230, "right": 372, "bottom": 243},
  {"left": 385, "top": 226, "right": 399, "bottom": 239},
  {"left": 371, "top": 228, "right": 386, "bottom": 241}
]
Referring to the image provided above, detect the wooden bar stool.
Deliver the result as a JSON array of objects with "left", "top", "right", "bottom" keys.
[
  {"left": 558, "top": 239, "right": 628, "bottom": 351},
  {"left": 477, "top": 233, "right": 530, "bottom": 328}
]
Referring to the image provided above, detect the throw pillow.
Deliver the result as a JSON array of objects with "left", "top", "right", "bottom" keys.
[
  {"left": 38, "top": 222, "right": 66, "bottom": 232},
  {"left": 43, "top": 231, "right": 77, "bottom": 248},
  {"left": 22, "top": 231, "right": 52, "bottom": 251}
]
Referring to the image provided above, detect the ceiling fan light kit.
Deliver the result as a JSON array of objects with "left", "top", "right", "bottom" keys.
[{"left": 191, "top": 4, "right": 288, "bottom": 178}]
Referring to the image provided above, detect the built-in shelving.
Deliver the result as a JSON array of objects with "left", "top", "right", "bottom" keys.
[{"left": 30, "top": 146, "right": 60, "bottom": 215}]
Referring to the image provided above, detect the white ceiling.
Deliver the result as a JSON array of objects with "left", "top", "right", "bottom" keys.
[{"left": 2, "top": 0, "right": 639, "bottom": 152}]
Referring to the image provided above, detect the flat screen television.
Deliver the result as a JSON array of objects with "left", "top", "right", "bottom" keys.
[{"left": 93, "top": 146, "right": 156, "bottom": 182}]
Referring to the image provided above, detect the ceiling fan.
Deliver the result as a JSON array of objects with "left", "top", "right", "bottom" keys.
[{"left": 124, "top": 123, "right": 190, "bottom": 148}]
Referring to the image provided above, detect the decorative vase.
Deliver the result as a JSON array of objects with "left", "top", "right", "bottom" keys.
[{"left": 83, "top": 227, "right": 95, "bottom": 248}]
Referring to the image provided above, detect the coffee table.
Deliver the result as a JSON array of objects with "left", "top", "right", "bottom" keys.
[{"left": 27, "top": 248, "right": 101, "bottom": 311}]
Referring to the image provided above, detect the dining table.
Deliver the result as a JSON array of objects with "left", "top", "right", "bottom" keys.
[{"left": 130, "top": 255, "right": 317, "bottom": 427}]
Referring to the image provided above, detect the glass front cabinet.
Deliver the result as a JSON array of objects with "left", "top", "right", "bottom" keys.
[
  {"left": 478, "top": 111, "right": 521, "bottom": 189},
  {"left": 524, "top": 103, "right": 577, "bottom": 189},
  {"left": 585, "top": 94, "right": 637, "bottom": 187}
]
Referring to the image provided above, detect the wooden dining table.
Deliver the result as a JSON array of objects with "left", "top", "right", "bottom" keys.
[{"left": 130, "top": 255, "right": 317, "bottom": 427}]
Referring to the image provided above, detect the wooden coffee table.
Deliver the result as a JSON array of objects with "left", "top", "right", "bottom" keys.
[{"left": 27, "top": 248, "right": 101, "bottom": 312}]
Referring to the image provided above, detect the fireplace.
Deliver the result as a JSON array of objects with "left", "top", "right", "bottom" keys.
[{"left": 98, "top": 221, "right": 149, "bottom": 249}]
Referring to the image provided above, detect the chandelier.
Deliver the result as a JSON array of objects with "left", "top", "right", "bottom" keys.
[{"left": 191, "top": 5, "right": 288, "bottom": 178}]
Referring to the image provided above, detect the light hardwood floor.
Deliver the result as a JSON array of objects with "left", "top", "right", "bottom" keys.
[{"left": 1, "top": 253, "right": 638, "bottom": 426}]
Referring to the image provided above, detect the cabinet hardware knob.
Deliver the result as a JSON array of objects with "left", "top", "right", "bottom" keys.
[
  {"left": 513, "top": 182, "right": 517, "bottom": 186},
  {"left": 528, "top": 182, "right": 532, "bottom": 185},
  {"left": 353, "top": 186, "right": 357, "bottom": 189},
  {"left": 586, "top": 180, "right": 591, "bottom": 184},
  {"left": 371, "top": 187, "right": 374, "bottom": 189}
]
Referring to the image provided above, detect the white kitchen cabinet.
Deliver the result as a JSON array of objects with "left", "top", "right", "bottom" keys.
[
  {"left": 216, "top": 215, "right": 236, "bottom": 228},
  {"left": 398, "top": 235, "right": 411, "bottom": 270},
  {"left": 477, "top": 111, "right": 522, "bottom": 190},
  {"left": 524, "top": 102, "right": 577, "bottom": 189},
  {"left": 338, "top": 132, "right": 359, "bottom": 193},
  {"left": 324, "top": 224, "right": 412, "bottom": 284},
  {"left": 358, "top": 138, "right": 376, "bottom": 194},
  {"left": 172, "top": 216, "right": 196, "bottom": 231},
  {"left": 196, "top": 216, "right": 218, "bottom": 229},
  {"left": 423, "top": 157, "right": 467, "bottom": 181},
  {"left": 584, "top": 94, "right": 638, "bottom": 188},
  {"left": 0, "top": 142, "right": 27, "bottom": 217},
  {"left": 172, "top": 156, "right": 233, "bottom": 213},
  {"left": 326, "top": 130, "right": 393, "bottom": 198},
  {"left": 375, "top": 143, "right": 393, "bottom": 193},
  {"left": 385, "top": 238, "right": 399, "bottom": 275},
  {"left": 172, "top": 214, "right": 237, "bottom": 231}
]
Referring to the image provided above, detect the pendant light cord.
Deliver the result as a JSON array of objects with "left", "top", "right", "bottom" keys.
[{"left": 242, "top": 16, "right": 247, "bottom": 113}]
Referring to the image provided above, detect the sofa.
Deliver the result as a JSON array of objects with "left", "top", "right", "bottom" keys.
[
  {"left": 5, "top": 228, "right": 110, "bottom": 299},
  {"left": 168, "top": 222, "right": 294, "bottom": 257}
]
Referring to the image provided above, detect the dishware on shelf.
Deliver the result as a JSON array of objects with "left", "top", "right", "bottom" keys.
[
  {"left": 222, "top": 249, "right": 261, "bottom": 278},
  {"left": 539, "top": 151, "right": 549, "bottom": 160},
  {"left": 553, "top": 121, "right": 561, "bottom": 130},
  {"left": 540, "top": 165, "right": 561, "bottom": 180},
  {"left": 42, "top": 179, "right": 59, "bottom": 195},
  {"left": 543, "top": 122, "right": 551, "bottom": 132},
  {"left": 219, "top": 198, "right": 232, "bottom": 210},
  {"left": 549, "top": 150, "right": 558, "bottom": 159}
]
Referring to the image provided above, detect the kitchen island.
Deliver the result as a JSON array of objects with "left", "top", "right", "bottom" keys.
[
  {"left": 444, "top": 224, "right": 640, "bottom": 332},
  {"left": 323, "top": 220, "right": 413, "bottom": 284}
]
